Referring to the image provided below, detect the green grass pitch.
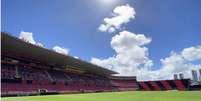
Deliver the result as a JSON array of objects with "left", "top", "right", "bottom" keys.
[{"left": 2, "top": 91, "right": 201, "bottom": 101}]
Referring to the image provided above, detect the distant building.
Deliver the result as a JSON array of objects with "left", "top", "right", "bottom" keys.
[
  {"left": 174, "top": 74, "right": 178, "bottom": 80},
  {"left": 199, "top": 69, "right": 201, "bottom": 76},
  {"left": 192, "top": 70, "right": 198, "bottom": 81},
  {"left": 199, "top": 69, "right": 201, "bottom": 81},
  {"left": 179, "top": 73, "right": 184, "bottom": 79}
]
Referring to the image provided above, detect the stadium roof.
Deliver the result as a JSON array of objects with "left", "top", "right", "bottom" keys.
[
  {"left": 110, "top": 76, "right": 137, "bottom": 80},
  {"left": 1, "top": 32, "right": 117, "bottom": 75}
]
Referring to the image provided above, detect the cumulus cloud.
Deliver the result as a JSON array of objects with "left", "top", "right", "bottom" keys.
[
  {"left": 91, "top": 30, "right": 153, "bottom": 78},
  {"left": 19, "top": 31, "right": 44, "bottom": 47},
  {"left": 74, "top": 56, "right": 79, "bottom": 59},
  {"left": 19, "top": 31, "right": 36, "bottom": 44},
  {"left": 53, "top": 46, "right": 69, "bottom": 55},
  {"left": 98, "top": 4, "right": 136, "bottom": 33},
  {"left": 36, "top": 42, "right": 44, "bottom": 47},
  {"left": 155, "top": 50, "right": 201, "bottom": 80},
  {"left": 181, "top": 46, "right": 201, "bottom": 61}
]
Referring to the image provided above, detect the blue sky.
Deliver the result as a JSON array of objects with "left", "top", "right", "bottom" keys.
[{"left": 2, "top": 0, "right": 201, "bottom": 80}]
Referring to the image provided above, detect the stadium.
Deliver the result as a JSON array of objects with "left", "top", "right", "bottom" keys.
[
  {"left": 1, "top": 0, "right": 201, "bottom": 101},
  {"left": 1, "top": 32, "right": 201, "bottom": 101}
]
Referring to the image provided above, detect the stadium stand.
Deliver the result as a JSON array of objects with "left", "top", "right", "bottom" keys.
[
  {"left": 161, "top": 80, "right": 172, "bottom": 90},
  {"left": 138, "top": 79, "right": 190, "bottom": 91},
  {"left": 1, "top": 60, "right": 116, "bottom": 96},
  {"left": 110, "top": 76, "right": 139, "bottom": 91}
]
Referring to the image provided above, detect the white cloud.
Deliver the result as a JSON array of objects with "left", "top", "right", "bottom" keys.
[
  {"left": 74, "top": 56, "right": 79, "bottom": 59},
  {"left": 146, "top": 47, "right": 201, "bottom": 81},
  {"left": 36, "top": 42, "right": 44, "bottom": 47},
  {"left": 98, "top": 24, "right": 108, "bottom": 32},
  {"left": 19, "top": 31, "right": 44, "bottom": 47},
  {"left": 98, "top": 4, "right": 136, "bottom": 33},
  {"left": 91, "top": 30, "right": 153, "bottom": 79},
  {"left": 181, "top": 46, "right": 201, "bottom": 61},
  {"left": 156, "top": 50, "right": 201, "bottom": 81},
  {"left": 19, "top": 31, "right": 36, "bottom": 44},
  {"left": 53, "top": 46, "right": 69, "bottom": 55}
]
